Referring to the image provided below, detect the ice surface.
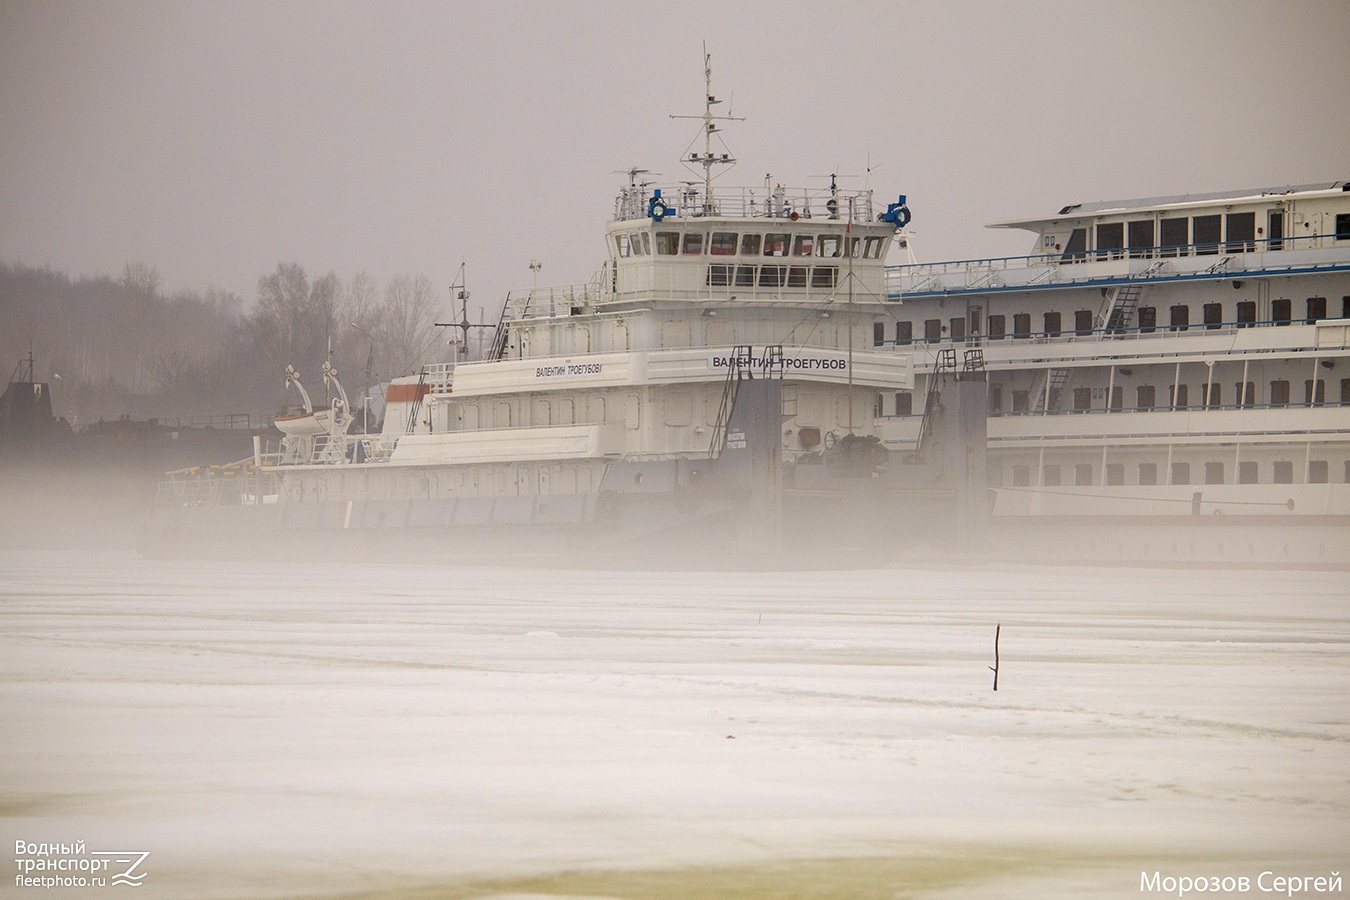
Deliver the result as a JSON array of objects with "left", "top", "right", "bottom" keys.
[{"left": 1, "top": 551, "right": 1347, "bottom": 898}]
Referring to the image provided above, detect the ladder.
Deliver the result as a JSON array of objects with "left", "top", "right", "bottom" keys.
[
  {"left": 1097, "top": 283, "right": 1144, "bottom": 335},
  {"left": 488, "top": 293, "right": 531, "bottom": 361},
  {"left": 404, "top": 367, "right": 430, "bottom": 434},
  {"left": 1034, "top": 367, "right": 1069, "bottom": 413},
  {"left": 915, "top": 348, "right": 957, "bottom": 453}
]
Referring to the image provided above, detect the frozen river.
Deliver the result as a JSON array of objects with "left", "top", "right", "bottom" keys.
[{"left": 2, "top": 550, "right": 1346, "bottom": 898}]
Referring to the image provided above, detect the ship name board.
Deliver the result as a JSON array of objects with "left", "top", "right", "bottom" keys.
[
  {"left": 536, "top": 362, "right": 604, "bottom": 379},
  {"left": 708, "top": 353, "right": 849, "bottom": 371}
]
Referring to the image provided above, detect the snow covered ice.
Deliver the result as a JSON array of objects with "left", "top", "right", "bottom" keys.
[{"left": 2, "top": 551, "right": 1347, "bottom": 898}]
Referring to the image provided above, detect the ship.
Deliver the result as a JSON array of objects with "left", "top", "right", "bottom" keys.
[
  {"left": 885, "top": 182, "right": 1350, "bottom": 566},
  {"left": 140, "top": 55, "right": 989, "bottom": 564}
]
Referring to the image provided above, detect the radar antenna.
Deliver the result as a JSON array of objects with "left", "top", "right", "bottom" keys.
[{"left": 671, "top": 43, "right": 743, "bottom": 213}]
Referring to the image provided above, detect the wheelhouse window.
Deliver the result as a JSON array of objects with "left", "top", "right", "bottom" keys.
[
  {"left": 792, "top": 234, "right": 815, "bottom": 256},
  {"left": 1225, "top": 212, "right": 1256, "bottom": 252},
  {"left": 764, "top": 233, "right": 790, "bottom": 256},
  {"left": 709, "top": 232, "right": 737, "bottom": 256},
  {"left": 655, "top": 232, "right": 680, "bottom": 255},
  {"left": 1128, "top": 219, "right": 1155, "bottom": 258},
  {"left": 1060, "top": 228, "right": 1087, "bottom": 263},
  {"left": 816, "top": 234, "right": 842, "bottom": 258},
  {"left": 740, "top": 233, "right": 762, "bottom": 255},
  {"left": 615, "top": 234, "right": 632, "bottom": 258},
  {"left": 863, "top": 236, "right": 886, "bottom": 259},
  {"left": 682, "top": 232, "right": 705, "bottom": 255},
  {"left": 1193, "top": 215, "right": 1221, "bottom": 255},
  {"left": 1095, "top": 222, "right": 1124, "bottom": 260},
  {"left": 1160, "top": 217, "right": 1188, "bottom": 257}
]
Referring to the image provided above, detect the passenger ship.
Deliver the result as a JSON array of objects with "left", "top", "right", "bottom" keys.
[
  {"left": 143, "top": 58, "right": 991, "bottom": 562},
  {"left": 885, "top": 182, "right": 1350, "bottom": 565}
]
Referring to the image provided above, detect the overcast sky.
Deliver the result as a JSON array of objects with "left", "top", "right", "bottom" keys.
[{"left": 2, "top": 0, "right": 1348, "bottom": 327}]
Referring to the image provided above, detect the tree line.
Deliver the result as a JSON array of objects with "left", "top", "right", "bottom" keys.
[{"left": 0, "top": 261, "right": 456, "bottom": 426}]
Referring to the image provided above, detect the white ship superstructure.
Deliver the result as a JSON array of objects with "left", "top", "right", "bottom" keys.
[{"left": 886, "top": 182, "right": 1350, "bottom": 562}]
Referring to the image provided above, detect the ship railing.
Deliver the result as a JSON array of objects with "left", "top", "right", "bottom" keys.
[
  {"left": 878, "top": 315, "right": 1342, "bottom": 351},
  {"left": 614, "top": 184, "right": 876, "bottom": 223},
  {"left": 256, "top": 433, "right": 397, "bottom": 467},
  {"left": 887, "top": 232, "right": 1350, "bottom": 296}
]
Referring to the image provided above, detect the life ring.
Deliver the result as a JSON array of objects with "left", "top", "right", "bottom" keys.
[{"left": 649, "top": 198, "right": 668, "bottom": 221}]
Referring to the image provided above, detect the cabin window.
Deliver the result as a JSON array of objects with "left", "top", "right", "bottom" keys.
[
  {"left": 1012, "top": 465, "right": 1030, "bottom": 487},
  {"left": 709, "top": 232, "right": 737, "bottom": 255},
  {"left": 988, "top": 383, "right": 1003, "bottom": 414},
  {"left": 864, "top": 236, "right": 886, "bottom": 259},
  {"left": 1203, "top": 303, "right": 1223, "bottom": 328},
  {"left": 1074, "top": 464, "right": 1093, "bottom": 486},
  {"left": 1138, "top": 463, "right": 1158, "bottom": 486},
  {"left": 1042, "top": 465, "right": 1061, "bottom": 486},
  {"left": 1106, "top": 463, "right": 1125, "bottom": 485},
  {"left": 1137, "top": 385, "right": 1155, "bottom": 410},
  {"left": 1344, "top": 296, "right": 1350, "bottom": 318},
  {"left": 924, "top": 319, "right": 942, "bottom": 341},
  {"left": 1235, "top": 381, "right": 1255, "bottom": 407},
  {"left": 734, "top": 265, "right": 756, "bottom": 287},
  {"left": 1270, "top": 380, "right": 1290, "bottom": 406},
  {"left": 1205, "top": 462, "right": 1225, "bottom": 484},
  {"left": 811, "top": 267, "right": 837, "bottom": 288},
  {"left": 786, "top": 266, "right": 809, "bottom": 287},
  {"left": 1306, "top": 296, "right": 1327, "bottom": 322},
  {"left": 1342, "top": 378, "right": 1350, "bottom": 404},
  {"left": 845, "top": 236, "right": 861, "bottom": 258},
  {"left": 1305, "top": 379, "right": 1326, "bottom": 405},
  {"left": 1171, "top": 462, "right": 1190, "bottom": 485},
  {"left": 758, "top": 265, "right": 786, "bottom": 287},
  {"left": 1138, "top": 306, "right": 1157, "bottom": 333},
  {"left": 1074, "top": 309, "right": 1093, "bottom": 335},
  {"left": 949, "top": 316, "right": 966, "bottom": 342},
  {"left": 1336, "top": 213, "right": 1350, "bottom": 240},
  {"left": 1169, "top": 304, "right": 1189, "bottom": 331},
  {"left": 1273, "top": 460, "right": 1293, "bottom": 484},
  {"left": 896, "top": 321, "right": 913, "bottom": 345},
  {"left": 1095, "top": 222, "right": 1124, "bottom": 260},
  {"left": 1013, "top": 313, "right": 1031, "bottom": 338},
  {"left": 988, "top": 314, "right": 1006, "bottom": 340},
  {"left": 1203, "top": 383, "right": 1221, "bottom": 408},
  {"left": 1060, "top": 228, "right": 1087, "bottom": 263},
  {"left": 1160, "top": 217, "right": 1188, "bottom": 257},
  {"left": 1128, "top": 219, "right": 1155, "bottom": 258},
  {"left": 1309, "top": 460, "right": 1329, "bottom": 483},
  {"left": 1236, "top": 301, "right": 1256, "bottom": 327},
  {"left": 1044, "top": 311, "right": 1062, "bottom": 337},
  {"left": 655, "top": 232, "right": 680, "bottom": 254},
  {"left": 1226, "top": 212, "right": 1256, "bottom": 252},
  {"left": 1272, "top": 298, "right": 1292, "bottom": 324},
  {"left": 615, "top": 234, "right": 632, "bottom": 258},
  {"left": 1072, "top": 387, "right": 1092, "bottom": 411},
  {"left": 895, "top": 391, "right": 913, "bottom": 416},
  {"left": 817, "top": 234, "right": 842, "bottom": 257},
  {"left": 1193, "top": 215, "right": 1221, "bottom": 255},
  {"left": 682, "top": 232, "right": 705, "bottom": 255},
  {"left": 792, "top": 234, "right": 815, "bottom": 256},
  {"left": 1109, "top": 386, "right": 1123, "bottom": 410},
  {"left": 1011, "top": 390, "right": 1029, "bottom": 413},
  {"left": 638, "top": 232, "right": 651, "bottom": 255},
  {"left": 740, "top": 233, "right": 761, "bottom": 255},
  {"left": 1171, "top": 384, "right": 1189, "bottom": 409},
  {"left": 872, "top": 322, "right": 885, "bottom": 347},
  {"left": 764, "top": 233, "right": 790, "bottom": 256},
  {"left": 706, "top": 264, "right": 732, "bottom": 286},
  {"left": 1238, "top": 460, "right": 1257, "bottom": 484}
]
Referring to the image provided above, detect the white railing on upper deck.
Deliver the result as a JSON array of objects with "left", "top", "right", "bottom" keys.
[
  {"left": 888, "top": 232, "right": 1350, "bottom": 297},
  {"left": 615, "top": 183, "right": 876, "bottom": 223}
]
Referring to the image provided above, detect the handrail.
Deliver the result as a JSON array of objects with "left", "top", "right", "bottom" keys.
[
  {"left": 614, "top": 183, "right": 876, "bottom": 223},
  {"left": 878, "top": 316, "right": 1347, "bottom": 348}
]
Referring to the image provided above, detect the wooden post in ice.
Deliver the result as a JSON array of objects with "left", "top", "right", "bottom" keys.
[{"left": 990, "top": 623, "right": 1001, "bottom": 691}]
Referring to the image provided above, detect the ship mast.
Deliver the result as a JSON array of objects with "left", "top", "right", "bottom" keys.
[{"left": 671, "top": 45, "right": 743, "bottom": 214}]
